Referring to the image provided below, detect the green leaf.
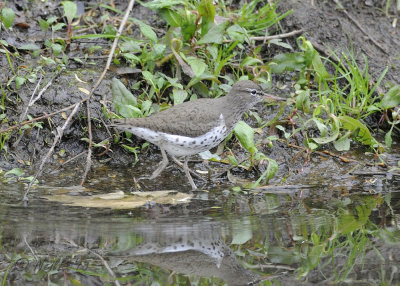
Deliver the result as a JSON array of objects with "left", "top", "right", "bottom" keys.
[
  {"left": 197, "top": 21, "right": 229, "bottom": 45},
  {"left": 311, "top": 115, "right": 340, "bottom": 144},
  {"left": 159, "top": 8, "right": 182, "bottom": 27},
  {"left": 140, "top": 23, "right": 157, "bottom": 42},
  {"left": 38, "top": 18, "right": 50, "bottom": 31},
  {"left": 1, "top": 7, "right": 15, "bottom": 29},
  {"left": 250, "top": 156, "right": 278, "bottom": 188},
  {"left": 240, "top": 56, "right": 263, "bottom": 68},
  {"left": 52, "top": 23, "right": 66, "bottom": 32},
  {"left": 142, "top": 70, "right": 156, "bottom": 89},
  {"left": 234, "top": 121, "right": 256, "bottom": 154},
  {"left": 5, "top": 168, "right": 24, "bottom": 177},
  {"left": 19, "top": 43, "right": 40, "bottom": 50},
  {"left": 198, "top": 0, "right": 215, "bottom": 35},
  {"left": 62, "top": 1, "right": 77, "bottom": 24},
  {"left": 111, "top": 78, "right": 139, "bottom": 118},
  {"left": 269, "top": 52, "right": 305, "bottom": 74},
  {"left": 186, "top": 57, "right": 207, "bottom": 77},
  {"left": 385, "top": 129, "right": 393, "bottom": 148},
  {"left": 227, "top": 24, "right": 247, "bottom": 43},
  {"left": 171, "top": 89, "right": 187, "bottom": 106},
  {"left": 51, "top": 43, "right": 63, "bottom": 56},
  {"left": 380, "top": 85, "right": 400, "bottom": 109},
  {"left": 333, "top": 135, "right": 351, "bottom": 151},
  {"left": 338, "top": 115, "right": 379, "bottom": 148},
  {"left": 15, "top": 76, "right": 26, "bottom": 89},
  {"left": 295, "top": 89, "right": 310, "bottom": 113},
  {"left": 131, "top": 18, "right": 157, "bottom": 42},
  {"left": 139, "top": 0, "right": 186, "bottom": 9}
]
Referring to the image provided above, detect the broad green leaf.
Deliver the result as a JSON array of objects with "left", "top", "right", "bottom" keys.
[
  {"left": 380, "top": 85, "right": 400, "bottom": 109},
  {"left": 159, "top": 8, "right": 182, "bottom": 27},
  {"left": 120, "top": 40, "right": 142, "bottom": 52},
  {"left": 186, "top": 57, "right": 207, "bottom": 77},
  {"left": 141, "top": 100, "right": 152, "bottom": 115},
  {"left": 295, "top": 89, "right": 310, "bottom": 113},
  {"left": 15, "top": 76, "right": 26, "bottom": 89},
  {"left": 142, "top": 70, "right": 156, "bottom": 88},
  {"left": 333, "top": 134, "right": 351, "bottom": 151},
  {"left": 227, "top": 24, "right": 247, "bottom": 42},
  {"left": 269, "top": 52, "right": 306, "bottom": 74},
  {"left": 240, "top": 56, "right": 263, "bottom": 68},
  {"left": 5, "top": 168, "right": 24, "bottom": 177},
  {"left": 51, "top": 43, "right": 63, "bottom": 56},
  {"left": 385, "top": 129, "right": 393, "bottom": 148},
  {"left": 52, "top": 23, "right": 66, "bottom": 32},
  {"left": 62, "top": 1, "right": 77, "bottom": 24},
  {"left": 1, "top": 7, "right": 15, "bottom": 29},
  {"left": 186, "top": 71, "right": 218, "bottom": 88},
  {"left": 234, "top": 121, "right": 256, "bottom": 154},
  {"left": 338, "top": 115, "right": 379, "bottom": 147},
  {"left": 111, "top": 78, "right": 139, "bottom": 118},
  {"left": 140, "top": 23, "right": 157, "bottom": 42},
  {"left": 197, "top": 21, "right": 229, "bottom": 45},
  {"left": 38, "top": 18, "right": 50, "bottom": 31},
  {"left": 311, "top": 115, "right": 340, "bottom": 144},
  {"left": 130, "top": 18, "right": 157, "bottom": 42},
  {"left": 171, "top": 89, "right": 187, "bottom": 105},
  {"left": 19, "top": 43, "right": 40, "bottom": 50}
]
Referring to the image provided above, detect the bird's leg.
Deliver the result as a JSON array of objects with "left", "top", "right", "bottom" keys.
[
  {"left": 183, "top": 156, "right": 197, "bottom": 191},
  {"left": 170, "top": 156, "right": 206, "bottom": 182},
  {"left": 140, "top": 148, "right": 169, "bottom": 181}
]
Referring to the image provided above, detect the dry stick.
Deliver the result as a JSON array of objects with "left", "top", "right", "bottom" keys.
[
  {"left": 333, "top": 0, "right": 388, "bottom": 54},
  {"left": 23, "top": 103, "right": 81, "bottom": 201},
  {"left": 12, "top": 76, "right": 43, "bottom": 148},
  {"left": 251, "top": 29, "right": 304, "bottom": 42},
  {"left": 222, "top": 29, "right": 304, "bottom": 44},
  {"left": 0, "top": 103, "right": 81, "bottom": 134},
  {"left": 87, "top": 249, "right": 121, "bottom": 286},
  {"left": 13, "top": 69, "right": 65, "bottom": 148},
  {"left": 80, "top": 0, "right": 135, "bottom": 186}
]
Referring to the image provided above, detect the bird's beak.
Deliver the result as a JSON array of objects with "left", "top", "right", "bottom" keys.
[{"left": 262, "top": 92, "right": 286, "bottom": 102}]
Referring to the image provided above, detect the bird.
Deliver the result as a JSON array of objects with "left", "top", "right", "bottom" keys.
[{"left": 110, "top": 80, "right": 283, "bottom": 190}]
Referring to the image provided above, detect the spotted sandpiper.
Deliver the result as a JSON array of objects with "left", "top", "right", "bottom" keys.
[{"left": 111, "top": 80, "right": 283, "bottom": 190}]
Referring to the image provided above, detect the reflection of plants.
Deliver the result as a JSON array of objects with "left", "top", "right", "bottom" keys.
[{"left": 294, "top": 197, "right": 379, "bottom": 281}]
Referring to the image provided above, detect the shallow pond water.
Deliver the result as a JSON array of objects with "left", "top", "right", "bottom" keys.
[{"left": 1, "top": 165, "right": 400, "bottom": 286}]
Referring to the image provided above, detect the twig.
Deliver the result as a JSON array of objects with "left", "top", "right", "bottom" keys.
[
  {"left": 23, "top": 103, "right": 81, "bottom": 202},
  {"left": 23, "top": 235, "right": 38, "bottom": 261},
  {"left": 286, "top": 142, "right": 360, "bottom": 163},
  {"left": 12, "top": 76, "right": 43, "bottom": 148},
  {"left": 81, "top": 0, "right": 136, "bottom": 186},
  {"left": 30, "top": 68, "right": 65, "bottom": 107},
  {"left": 222, "top": 29, "right": 304, "bottom": 44},
  {"left": 53, "top": 151, "right": 88, "bottom": 171},
  {"left": 250, "top": 29, "right": 304, "bottom": 42},
  {"left": 0, "top": 102, "right": 83, "bottom": 134},
  {"left": 87, "top": 249, "right": 121, "bottom": 286}
]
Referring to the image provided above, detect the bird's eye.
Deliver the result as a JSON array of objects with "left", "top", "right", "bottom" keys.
[{"left": 251, "top": 89, "right": 257, "bottom": 95}]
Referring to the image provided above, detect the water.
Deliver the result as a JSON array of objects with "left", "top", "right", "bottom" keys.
[{"left": 1, "top": 166, "right": 400, "bottom": 285}]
